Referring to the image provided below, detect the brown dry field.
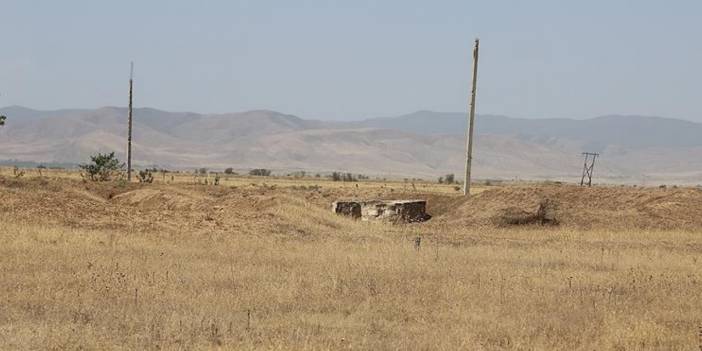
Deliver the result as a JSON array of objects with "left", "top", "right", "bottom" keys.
[{"left": 1, "top": 168, "right": 702, "bottom": 350}]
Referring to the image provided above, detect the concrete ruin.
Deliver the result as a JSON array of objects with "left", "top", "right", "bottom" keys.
[
  {"left": 332, "top": 199, "right": 430, "bottom": 223},
  {"left": 331, "top": 201, "right": 362, "bottom": 219}
]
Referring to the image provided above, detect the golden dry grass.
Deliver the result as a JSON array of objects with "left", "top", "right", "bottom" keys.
[{"left": 1, "top": 174, "right": 701, "bottom": 350}]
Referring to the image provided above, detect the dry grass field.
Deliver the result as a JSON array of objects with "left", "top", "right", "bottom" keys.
[
  {"left": 0, "top": 167, "right": 475, "bottom": 195},
  {"left": 1, "top": 169, "right": 702, "bottom": 350}
]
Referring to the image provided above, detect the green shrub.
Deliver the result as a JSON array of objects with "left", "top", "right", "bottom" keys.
[
  {"left": 79, "top": 152, "right": 125, "bottom": 182},
  {"left": 137, "top": 169, "right": 154, "bottom": 183}
]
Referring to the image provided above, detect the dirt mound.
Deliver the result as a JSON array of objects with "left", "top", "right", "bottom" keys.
[
  {"left": 497, "top": 199, "right": 558, "bottom": 226},
  {"left": 5, "top": 175, "right": 701, "bottom": 233},
  {"left": 439, "top": 184, "right": 702, "bottom": 230},
  {"left": 0, "top": 177, "right": 116, "bottom": 228},
  {"left": 0, "top": 176, "right": 329, "bottom": 237},
  {"left": 111, "top": 188, "right": 202, "bottom": 211}
]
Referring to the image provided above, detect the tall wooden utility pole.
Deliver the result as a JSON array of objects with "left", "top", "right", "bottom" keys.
[
  {"left": 127, "top": 62, "right": 134, "bottom": 182},
  {"left": 463, "top": 38, "right": 480, "bottom": 196}
]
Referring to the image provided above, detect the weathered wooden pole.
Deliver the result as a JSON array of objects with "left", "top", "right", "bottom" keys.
[
  {"left": 463, "top": 39, "right": 479, "bottom": 196},
  {"left": 127, "top": 62, "right": 134, "bottom": 182}
]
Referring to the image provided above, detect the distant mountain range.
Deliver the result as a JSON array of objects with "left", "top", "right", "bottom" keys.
[
  {"left": 361, "top": 111, "right": 702, "bottom": 149},
  {"left": 1, "top": 106, "right": 701, "bottom": 184}
]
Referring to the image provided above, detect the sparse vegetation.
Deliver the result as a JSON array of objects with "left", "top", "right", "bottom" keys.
[
  {"left": 249, "top": 168, "right": 272, "bottom": 176},
  {"left": 330, "top": 171, "right": 357, "bottom": 182},
  {"left": 79, "top": 152, "right": 124, "bottom": 181},
  {"left": 438, "top": 174, "right": 456, "bottom": 184},
  {"left": 145, "top": 167, "right": 169, "bottom": 175},
  {"left": 12, "top": 166, "right": 24, "bottom": 178},
  {"left": 137, "top": 169, "right": 154, "bottom": 183},
  {"left": 289, "top": 171, "right": 306, "bottom": 178}
]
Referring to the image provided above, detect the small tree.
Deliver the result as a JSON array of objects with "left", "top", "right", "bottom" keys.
[
  {"left": 137, "top": 169, "right": 154, "bottom": 183},
  {"left": 0, "top": 115, "right": 6, "bottom": 126},
  {"left": 438, "top": 176, "right": 444, "bottom": 184},
  {"left": 224, "top": 168, "right": 235, "bottom": 175},
  {"left": 444, "top": 174, "right": 455, "bottom": 184},
  {"left": 80, "top": 152, "right": 125, "bottom": 181}
]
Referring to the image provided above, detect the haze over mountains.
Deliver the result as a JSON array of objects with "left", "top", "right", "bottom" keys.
[{"left": 1, "top": 106, "right": 701, "bottom": 184}]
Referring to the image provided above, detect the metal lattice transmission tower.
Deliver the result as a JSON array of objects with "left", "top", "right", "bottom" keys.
[{"left": 580, "top": 152, "right": 599, "bottom": 187}]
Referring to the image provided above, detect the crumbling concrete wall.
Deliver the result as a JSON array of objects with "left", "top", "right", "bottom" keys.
[
  {"left": 331, "top": 201, "right": 362, "bottom": 219},
  {"left": 332, "top": 199, "right": 430, "bottom": 223}
]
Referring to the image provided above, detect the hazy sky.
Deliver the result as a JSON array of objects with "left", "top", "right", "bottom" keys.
[{"left": 1, "top": 0, "right": 701, "bottom": 121}]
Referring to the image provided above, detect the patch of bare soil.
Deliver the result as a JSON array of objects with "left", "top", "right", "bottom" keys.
[{"left": 438, "top": 184, "right": 702, "bottom": 230}]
